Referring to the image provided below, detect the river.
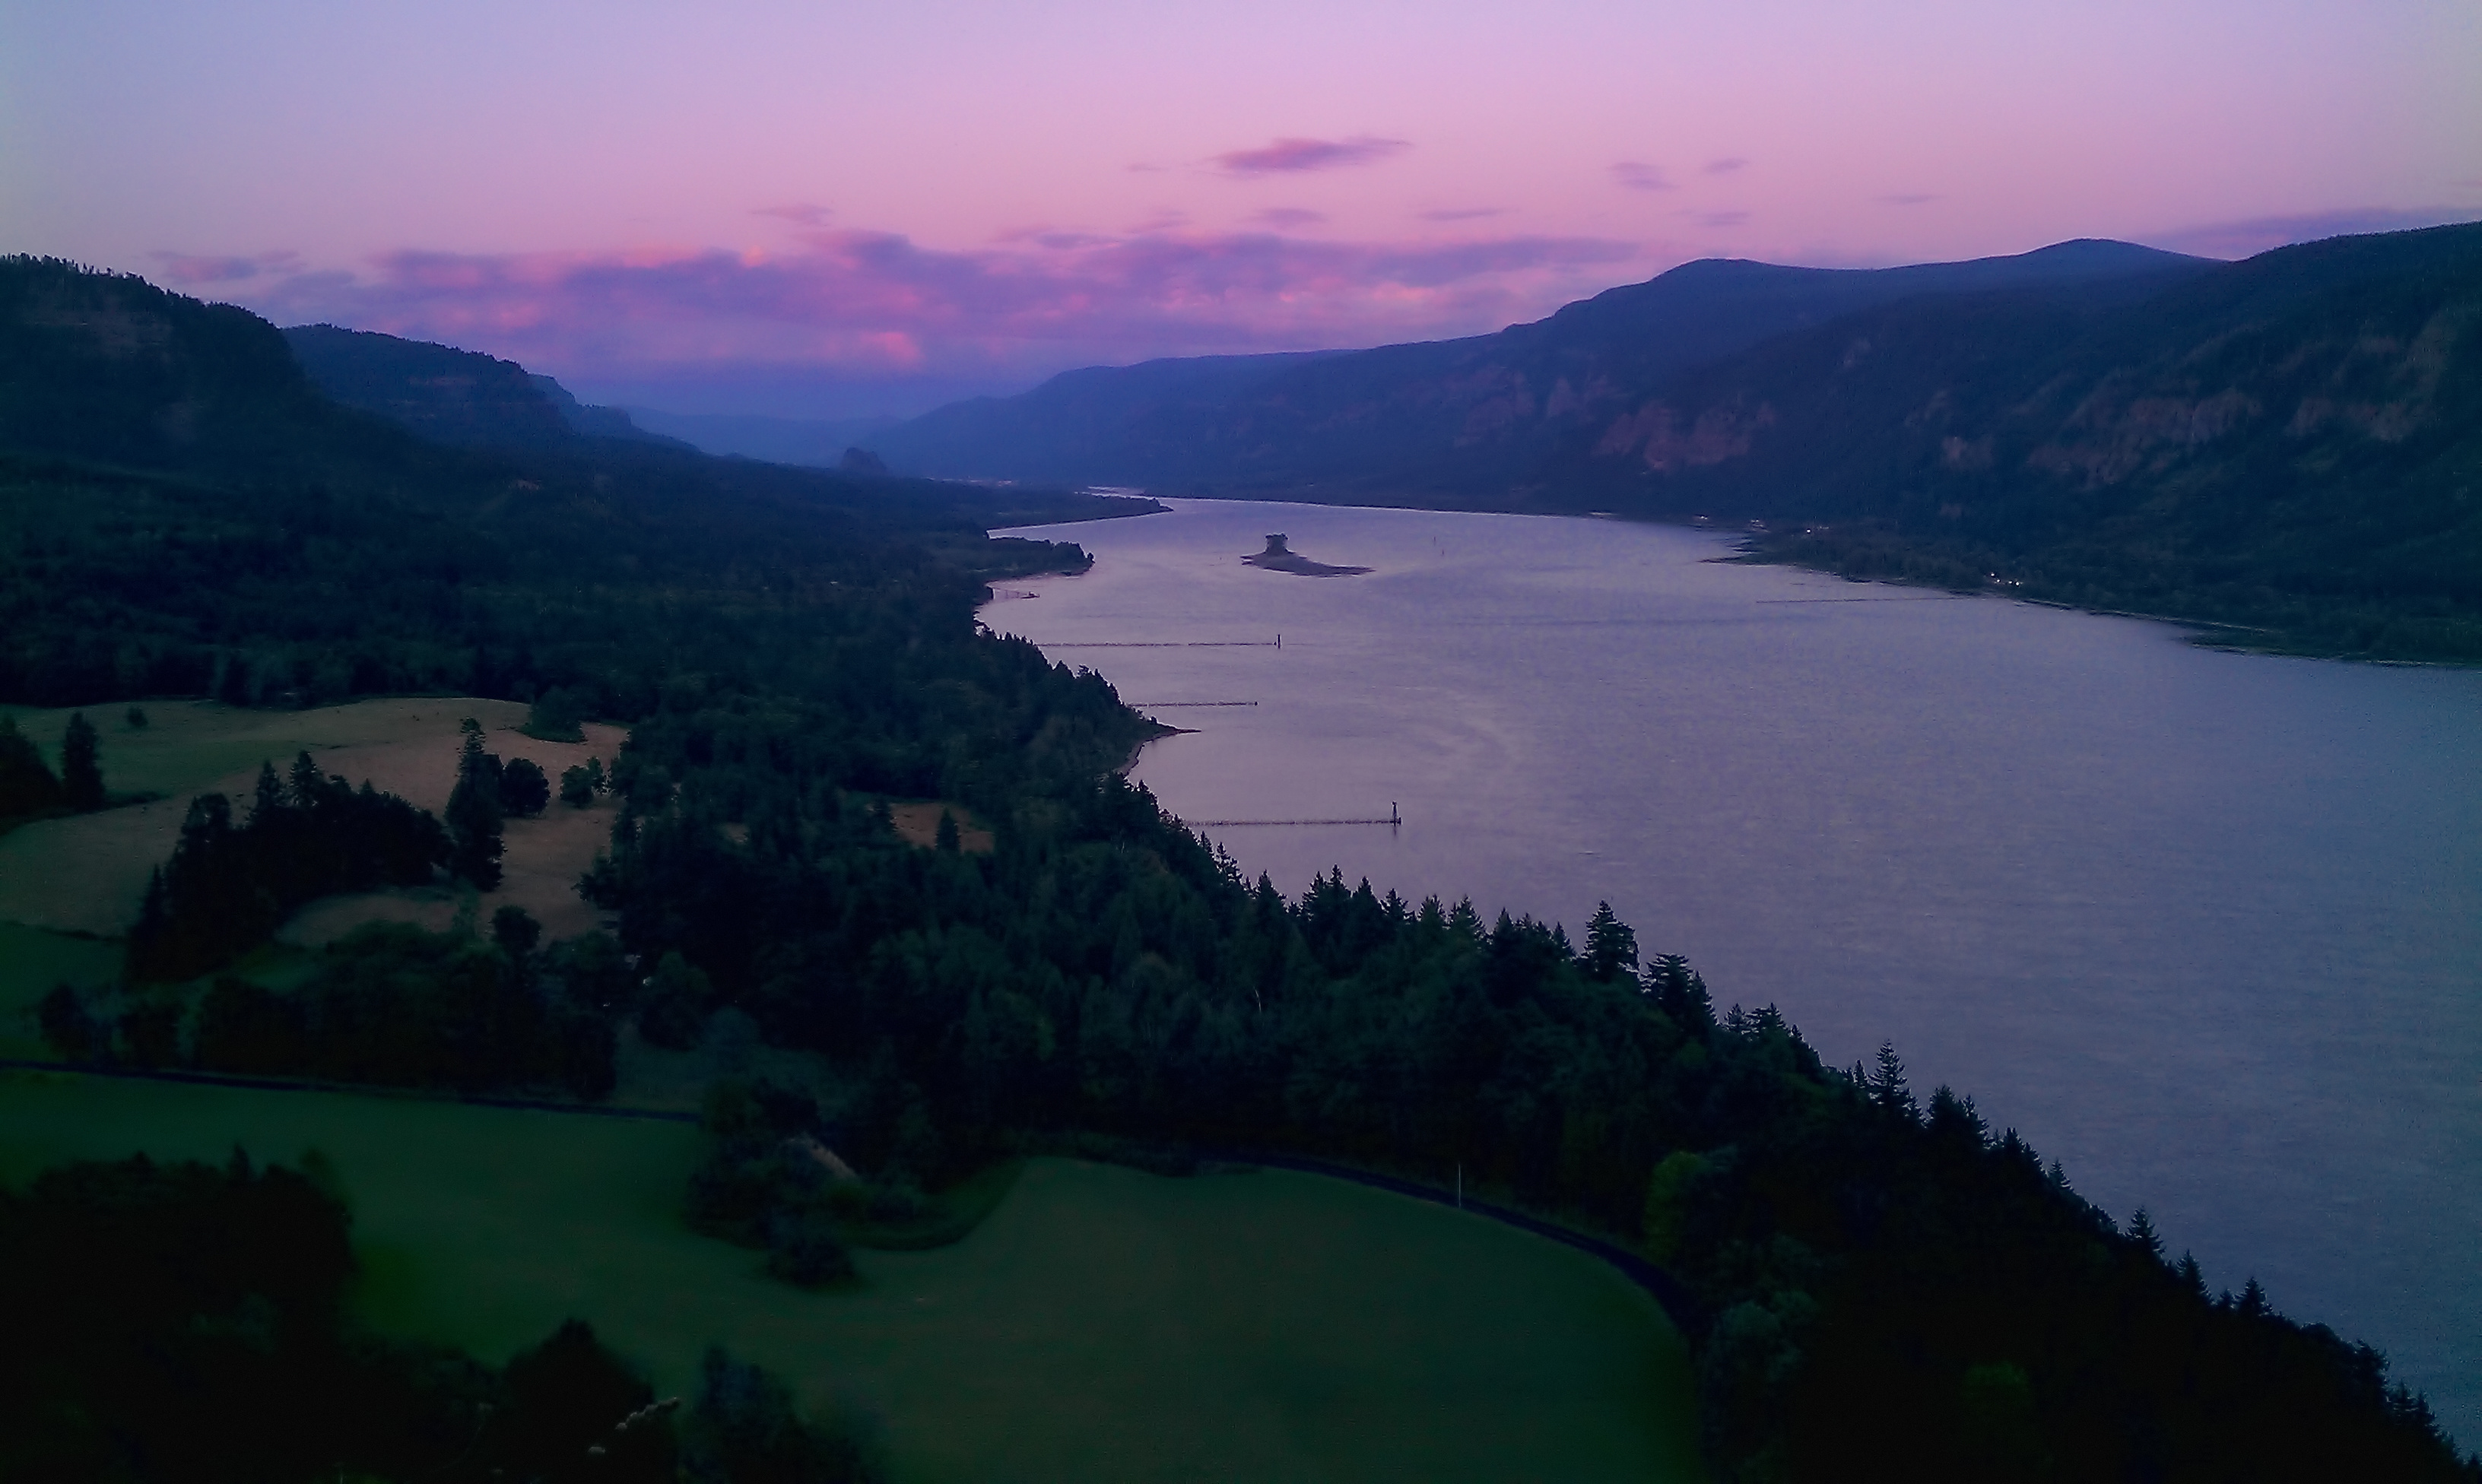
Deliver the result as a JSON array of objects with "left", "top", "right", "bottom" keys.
[{"left": 982, "top": 498, "right": 2482, "bottom": 1445}]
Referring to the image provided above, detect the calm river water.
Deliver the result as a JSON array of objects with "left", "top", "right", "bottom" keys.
[{"left": 985, "top": 499, "right": 2482, "bottom": 1444}]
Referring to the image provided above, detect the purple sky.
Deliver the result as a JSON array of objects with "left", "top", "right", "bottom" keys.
[{"left": 7, "top": 0, "right": 2477, "bottom": 418}]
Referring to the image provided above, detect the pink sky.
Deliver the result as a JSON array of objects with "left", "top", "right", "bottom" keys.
[{"left": 6, "top": 0, "right": 2477, "bottom": 417}]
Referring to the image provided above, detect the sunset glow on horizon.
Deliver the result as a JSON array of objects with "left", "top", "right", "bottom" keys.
[{"left": 7, "top": 0, "right": 2477, "bottom": 417}]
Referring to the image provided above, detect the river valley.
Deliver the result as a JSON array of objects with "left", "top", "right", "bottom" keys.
[{"left": 986, "top": 498, "right": 2482, "bottom": 1446}]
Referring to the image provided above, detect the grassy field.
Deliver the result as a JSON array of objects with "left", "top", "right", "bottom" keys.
[
  {"left": 0, "top": 923, "right": 121, "bottom": 1058},
  {"left": 0, "top": 698, "right": 625, "bottom": 940},
  {"left": 0, "top": 1070, "right": 1703, "bottom": 1482}
]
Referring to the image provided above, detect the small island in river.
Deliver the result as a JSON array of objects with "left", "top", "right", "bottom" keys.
[{"left": 1243, "top": 533, "right": 1372, "bottom": 576}]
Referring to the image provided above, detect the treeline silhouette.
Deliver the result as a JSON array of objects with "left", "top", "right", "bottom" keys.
[
  {"left": 0, "top": 709, "right": 106, "bottom": 823},
  {"left": 124, "top": 753, "right": 447, "bottom": 981},
  {"left": 46, "top": 916, "right": 627, "bottom": 1099},
  {"left": 0, "top": 1151, "right": 882, "bottom": 1481}
]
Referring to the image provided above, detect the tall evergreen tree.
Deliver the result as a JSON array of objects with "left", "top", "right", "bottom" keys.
[
  {"left": 1869, "top": 1040, "right": 1919, "bottom": 1120},
  {"left": 59, "top": 712, "right": 103, "bottom": 811},
  {"left": 1645, "top": 953, "right": 1713, "bottom": 1031},
  {"left": 2129, "top": 1207, "right": 2164, "bottom": 1260},
  {"left": 217, "top": 653, "right": 253, "bottom": 707},
  {"left": 1582, "top": 900, "right": 1637, "bottom": 981},
  {"left": 446, "top": 718, "right": 506, "bottom": 890},
  {"left": 0, "top": 714, "right": 64, "bottom": 820}
]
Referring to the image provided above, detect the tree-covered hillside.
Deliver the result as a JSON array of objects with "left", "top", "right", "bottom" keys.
[
  {"left": 872, "top": 239, "right": 2201, "bottom": 489},
  {"left": 1573, "top": 224, "right": 2482, "bottom": 658},
  {"left": 0, "top": 255, "right": 1161, "bottom": 717}
]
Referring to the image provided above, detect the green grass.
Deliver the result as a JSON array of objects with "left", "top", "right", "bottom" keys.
[
  {"left": 0, "top": 1070, "right": 1703, "bottom": 1482},
  {"left": 0, "top": 698, "right": 529, "bottom": 804},
  {"left": 0, "top": 923, "right": 121, "bottom": 1058},
  {"left": 841, "top": 1158, "right": 1029, "bottom": 1251}
]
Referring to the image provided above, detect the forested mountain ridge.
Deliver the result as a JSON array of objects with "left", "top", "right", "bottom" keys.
[
  {"left": 281, "top": 322, "right": 693, "bottom": 451},
  {"left": 1584, "top": 224, "right": 2482, "bottom": 658},
  {"left": 0, "top": 255, "right": 1157, "bottom": 727},
  {"left": 872, "top": 225, "right": 2482, "bottom": 658},
  {"left": 868, "top": 239, "right": 2207, "bottom": 487}
]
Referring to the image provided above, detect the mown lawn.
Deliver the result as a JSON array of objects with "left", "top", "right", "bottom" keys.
[{"left": 0, "top": 1070, "right": 1703, "bottom": 1482}]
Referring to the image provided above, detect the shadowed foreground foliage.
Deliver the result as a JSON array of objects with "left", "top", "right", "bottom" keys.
[{"left": 0, "top": 1152, "right": 881, "bottom": 1482}]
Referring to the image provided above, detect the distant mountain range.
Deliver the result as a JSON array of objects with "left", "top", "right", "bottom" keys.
[
  {"left": 869, "top": 239, "right": 2209, "bottom": 492},
  {"left": 864, "top": 227, "right": 2482, "bottom": 659},
  {"left": 618, "top": 407, "right": 901, "bottom": 468}
]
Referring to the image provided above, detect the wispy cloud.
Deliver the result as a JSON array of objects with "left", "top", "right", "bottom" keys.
[
  {"left": 151, "top": 249, "right": 302, "bottom": 284},
  {"left": 1703, "top": 157, "right": 1749, "bottom": 176},
  {"left": 1212, "top": 135, "right": 1410, "bottom": 176},
  {"left": 1878, "top": 193, "right": 1940, "bottom": 207},
  {"left": 1690, "top": 210, "right": 1750, "bottom": 228},
  {"left": 1420, "top": 206, "right": 1507, "bottom": 222},
  {"left": 1610, "top": 161, "right": 1674, "bottom": 192},
  {"left": 754, "top": 203, "right": 833, "bottom": 226},
  {"left": 232, "top": 227, "right": 1649, "bottom": 391},
  {"left": 2149, "top": 205, "right": 2481, "bottom": 260},
  {"left": 1254, "top": 207, "right": 1328, "bottom": 229}
]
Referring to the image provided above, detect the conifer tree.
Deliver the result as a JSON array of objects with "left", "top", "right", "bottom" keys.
[
  {"left": 59, "top": 712, "right": 103, "bottom": 811},
  {"left": 1582, "top": 900, "right": 1637, "bottom": 981},
  {"left": 0, "top": 714, "right": 65, "bottom": 819},
  {"left": 445, "top": 718, "right": 505, "bottom": 889},
  {"left": 2128, "top": 1207, "right": 2164, "bottom": 1260},
  {"left": 1868, "top": 1040, "right": 1919, "bottom": 1120}
]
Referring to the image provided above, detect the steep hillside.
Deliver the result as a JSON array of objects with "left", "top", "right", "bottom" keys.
[
  {"left": 1570, "top": 224, "right": 2482, "bottom": 658},
  {"left": 0, "top": 257, "right": 357, "bottom": 479},
  {"left": 871, "top": 239, "right": 2204, "bottom": 487},
  {"left": 0, "top": 257, "right": 1158, "bottom": 709},
  {"left": 871, "top": 349, "right": 1341, "bottom": 482},
  {"left": 281, "top": 323, "right": 690, "bottom": 451}
]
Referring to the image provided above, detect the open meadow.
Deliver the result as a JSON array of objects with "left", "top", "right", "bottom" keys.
[
  {"left": 0, "top": 921, "right": 120, "bottom": 1058},
  {"left": 0, "top": 1069, "right": 1703, "bottom": 1482},
  {"left": 0, "top": 698, "right": 627, "bottom": 943}
]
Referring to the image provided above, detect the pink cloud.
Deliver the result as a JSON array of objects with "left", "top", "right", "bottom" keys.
[
  {"left": 1610, "top": 161, "right": 1674, "bottom": 192},
  {"left": 1879, "top": 193, "right": 1941, "bottom": 206},
  {"left": 1420, "top": 207, "right": 1507, "bottom": 222},
  {"left": 1703, "top": 157, "right": 1749, "bottom": 176},
  {"left": 1254, "top": 207, "right": 1328, "bottom": 228},
  {"left": 1212, "top": 135, "right": 1410, "bottom": 176},
  {"left": 237, "top": 226, "right": 1646, "bottom": 389}
]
